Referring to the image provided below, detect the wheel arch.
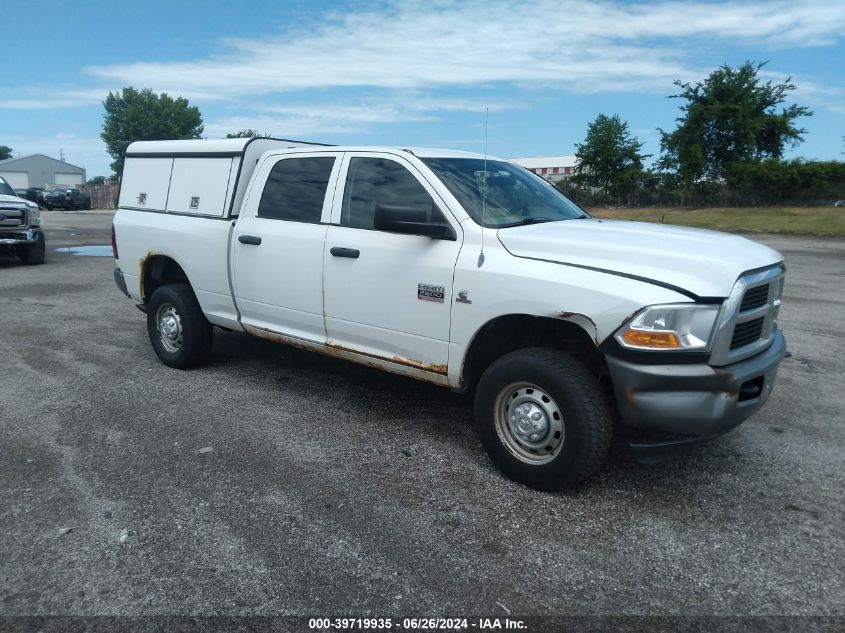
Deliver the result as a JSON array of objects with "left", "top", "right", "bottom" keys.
[
  {"left": 457, "top": 314, "right": 605, "bottom": 393},
  {"left": 140, "top": 254, "right": 191, "bottom": 303}
]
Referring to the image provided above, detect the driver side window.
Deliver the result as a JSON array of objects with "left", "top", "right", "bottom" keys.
[{"left": 341, "top": 157, "right": 439, "bottom": 230}]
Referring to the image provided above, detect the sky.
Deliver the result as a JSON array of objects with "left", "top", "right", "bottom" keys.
[{"left": 2, "top": 0, "right": 844, "bottom": 178}]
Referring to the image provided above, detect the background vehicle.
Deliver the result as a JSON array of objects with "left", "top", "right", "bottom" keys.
[
  {"left": 43, "top": 187, "right": 91, "bottom": 210},
  {"left": 0, "top": 177, "right": 46, "bottom": 264},
  {"left": 112, "top": 138, "right": 786, "bottom": 490}
]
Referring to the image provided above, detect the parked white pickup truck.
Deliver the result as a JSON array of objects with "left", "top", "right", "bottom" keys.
[{"left": 113, "top": 138, "right": 786, "bottom": 490}]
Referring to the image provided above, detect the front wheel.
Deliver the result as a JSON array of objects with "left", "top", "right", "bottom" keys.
[
  {"left": 146, "top": 283, "right": 213, "bottom": 369},
  {"left": 474, "top": 347, "right": 613, "bottom": 491},
  {"left": 17, "top": 233, "right": 46, "bottom": 265}
]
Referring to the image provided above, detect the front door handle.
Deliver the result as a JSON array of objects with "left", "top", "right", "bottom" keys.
[
  {"left": 330, "top": 247, "right": 360, "bottom": 259},
  {"left": 238, "top": 235, "right": 262, "bottom": 245}
]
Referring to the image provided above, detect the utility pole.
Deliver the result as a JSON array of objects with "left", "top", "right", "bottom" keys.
[{"left": 59, "top": 148, "right": 65, "bottom": 162}]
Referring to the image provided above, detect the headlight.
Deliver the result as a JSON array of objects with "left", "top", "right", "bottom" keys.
[
  {"left": 28, "top": 207, "right": 42, "bottom": 226},
  {"left": 615, "top": 303, "right": 721, "bottom": 351}
]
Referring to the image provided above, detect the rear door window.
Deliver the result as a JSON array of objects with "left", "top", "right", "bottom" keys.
[{"left": 258, "top": 156, "right": 336, "bottom": 223}]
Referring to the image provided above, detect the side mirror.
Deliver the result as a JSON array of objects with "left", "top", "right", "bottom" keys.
[{"left": 373, "top": 203, "right": 456, "bottom": 241}]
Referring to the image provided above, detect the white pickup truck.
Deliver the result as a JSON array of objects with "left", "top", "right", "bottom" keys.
[{"left": 112, "top": 138, "right": 786, "bottom": 490}]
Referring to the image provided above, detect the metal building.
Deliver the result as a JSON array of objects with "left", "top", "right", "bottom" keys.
[
  {"left": 510, "top": 155, "right": 578, "bottom": 183},
  {"left": 0, "top": 154, "right": 86, "bottom": 189}
]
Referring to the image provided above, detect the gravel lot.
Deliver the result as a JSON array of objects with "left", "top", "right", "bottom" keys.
[{"left": 1, "top": 210, "right": 843, "bottom": 628}]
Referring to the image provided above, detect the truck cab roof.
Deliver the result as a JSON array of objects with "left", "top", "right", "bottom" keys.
[{"left": 125, "top": 139, "right": 499, "bottom": 161}]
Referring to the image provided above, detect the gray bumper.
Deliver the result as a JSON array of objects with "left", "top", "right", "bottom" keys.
[
  {"left": 0, "top": 228, "right": 41, "bottom": 246},
  {"left": 606, "top": 329, "right": 786, "bottom": 436}
]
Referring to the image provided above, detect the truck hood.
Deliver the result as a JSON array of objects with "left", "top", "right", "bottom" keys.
[
  {"left": 0, "top": 193, "right": 37, "bottom": 209},
  {"left": 496, "top": 218, "right": 783, "bottom": 298}
]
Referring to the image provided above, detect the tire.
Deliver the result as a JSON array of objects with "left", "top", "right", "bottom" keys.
[
  {"left": 17, "top": 233, "right": 46, "bottom": 265},
  {"left": 473, "top": 347, "right": 613, "bottom": 491},
  {"left": 146, "top": 283, "right": 213, "bottom": 369}
]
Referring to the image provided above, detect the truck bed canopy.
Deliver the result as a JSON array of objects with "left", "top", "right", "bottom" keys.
[{"left": 120, "top": 137, "right": 329, "bottom": 218}]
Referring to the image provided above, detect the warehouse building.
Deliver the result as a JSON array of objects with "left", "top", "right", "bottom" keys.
[
  {"left": 510, "top": 155, "right": 578, "bottom": 183},
  {"left": 0, "top": 154, "right": 86, "bottom": 189}
]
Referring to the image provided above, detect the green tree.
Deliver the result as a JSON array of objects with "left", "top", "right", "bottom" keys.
[
  {"left": 87, "top": 176, "right": 107, "bottom": 185},
  {"left": 101, "top": 87, "right": 204, "bottom": 175},
  {"left": 659, "top": 61, "right": 811, "bottom": 198},
  {"left": 225, "top": 129, "right": 266, "bottom": 138},
  {"left": 0, "top": 145, "right": 12, "bottom": 161},
  {"left": 573, "top": 114, "right": 648, "bottom": 205}
]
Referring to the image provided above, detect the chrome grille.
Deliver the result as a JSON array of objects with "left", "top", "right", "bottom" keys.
[
  {"left": 0, "top": 206, "right": 27, "bottom": 228},
  {"left": 709, "top": 265, "right": 785, "bottom": 366}
]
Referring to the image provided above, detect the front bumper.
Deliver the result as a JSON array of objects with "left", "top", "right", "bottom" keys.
[
  {"left": 0, "top": 228, "right": 41, "bottom": 246},
  {"left": 606, "top": 329, "right": 786, "bottom": 436}
]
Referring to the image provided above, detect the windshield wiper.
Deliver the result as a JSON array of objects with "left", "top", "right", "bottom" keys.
[{"left": 497, "top": 217, "right": 557, "bottom": 228}]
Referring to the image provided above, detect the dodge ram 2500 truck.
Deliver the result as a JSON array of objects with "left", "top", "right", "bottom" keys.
[{"left": 112, "top": 138, "right": 786, "bottom": 490}]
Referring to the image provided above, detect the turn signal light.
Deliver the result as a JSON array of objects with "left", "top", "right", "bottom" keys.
[{"left": 621, "top": 330, "right": 680, "bottom": 349}]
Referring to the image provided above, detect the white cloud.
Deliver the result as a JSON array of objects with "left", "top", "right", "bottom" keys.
[
  {"left": 2, "top": 0, "right": 844, "bottom": 132},
  {"left": 76, "top": 0, "right": 844, "bottom": 101},
  {"left": 204, "top": 95, "right": 524, "bottom": 138},
  {"left": 0, "top": 88, "right": 114, "bottom": 110}
]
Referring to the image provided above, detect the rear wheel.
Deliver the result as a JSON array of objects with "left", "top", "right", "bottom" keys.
[
  {"left": 146, "top": 283, "right": 213, "bottom": 368},
  {"left": 474, "top": 347, "right": 613, "bottom": 490}
]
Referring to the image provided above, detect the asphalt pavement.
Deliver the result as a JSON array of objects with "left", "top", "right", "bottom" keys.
[{"left": 1, "top": 210, "right": 843, "bottom": 629}]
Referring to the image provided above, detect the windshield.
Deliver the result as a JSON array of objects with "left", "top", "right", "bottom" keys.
[
  {"left": 422, "top": 158, "right": 587, "bottom": 228},
  {"left": 0, "top": 178, "right": 14, "bottom": 197}
]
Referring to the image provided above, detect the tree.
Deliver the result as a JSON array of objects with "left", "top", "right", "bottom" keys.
[
  {"left": 0, "top": 145, "right": 12, "bottom": 161},
  {"left": 659, "top": 62, "right": 812, "bottom": 195},
  {"left": 87, "top": 176, "right": 107, "bottom": 185},
  {"left": 225, "top": 129, "right": 267, "bottom": 138},
  {"left": 101, "top": 87, "right": 204, "bottom": 175},
  {"left": 573, "top": 114, "right": 648, "bottom": 205}
]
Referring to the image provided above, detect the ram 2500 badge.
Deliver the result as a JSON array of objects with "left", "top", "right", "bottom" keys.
[{"left": 112, "top": 138, "right": 786, "bottom": 490}]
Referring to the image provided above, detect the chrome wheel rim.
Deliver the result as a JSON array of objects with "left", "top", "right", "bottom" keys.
[
  {"left": 494, "top": 382, "right": 564, "bottom": 464},
  {"left": 156, "top": 303, "right": 183, "bottom": 353}
]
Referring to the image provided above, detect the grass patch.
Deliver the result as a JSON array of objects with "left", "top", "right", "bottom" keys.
[{"left": 589, "top": 206, "right": 845, "bottom": 237}]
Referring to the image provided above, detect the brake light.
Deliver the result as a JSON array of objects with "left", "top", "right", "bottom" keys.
[{"left": 111, "top": 224, "right": 118, "bottom": 259}]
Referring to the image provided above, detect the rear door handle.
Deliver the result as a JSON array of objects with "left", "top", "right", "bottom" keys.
[
  {"left": 330, "top": 247, "right": 360, "bottom": 259},
  {"left": 238, "top": 235, "right": 262, "bottom": 245}
]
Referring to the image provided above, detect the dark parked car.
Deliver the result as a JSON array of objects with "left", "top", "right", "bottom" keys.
[
  {"left": 43, "top": 188, "right": 91, "bottom": 210},
  {"left": 14, "top": 187, "right": 44, "bottom": 208}
]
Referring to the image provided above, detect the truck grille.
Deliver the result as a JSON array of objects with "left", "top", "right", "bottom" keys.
[
  {"left": 0, "top": 207, "right": 27, "bottom": 228},
  {"left": 709, "top": 265, "right": 784, "bottom": 366},
  {"left": 730, "top": 317, "right": 765, "bottom": 349},
  {"left": 739, "top": 284, "right": 769, "bottom": 312}
]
